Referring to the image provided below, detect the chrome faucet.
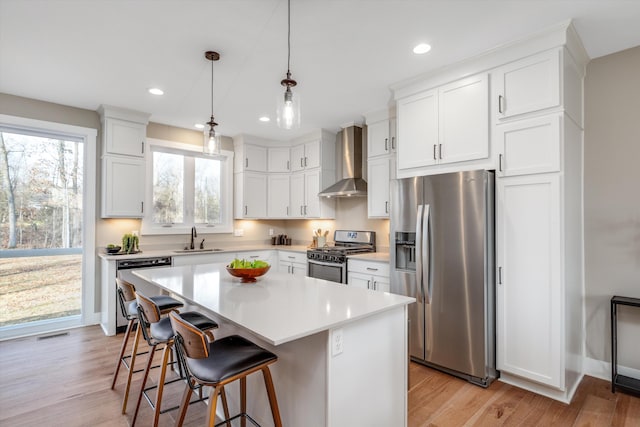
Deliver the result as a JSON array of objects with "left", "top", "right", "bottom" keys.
[{"left": 190, "top": 226, "right": 197, "bottom": 250}]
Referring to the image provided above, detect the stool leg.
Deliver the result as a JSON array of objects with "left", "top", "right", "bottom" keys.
[
  {"left": 262, "top": 366, "right": 282, "bottom": 427},
  {"left": 122, "top": 324, "right": 142, "bottom": 414},
  {"left": 240, "top": 377, "right": 247, "bottom": 427},
  {"left": 175, "top": 380, "right": 194, "bottom": 427},
  {"left": 111, "top": 318, "right": 135, "bottom": 389},
  {"left": 207, "top": 385, "right": 223, "bottom": 427},
  {"left": 219, "top": 386, "right": 231, "bottom": 427},
  {"left": 151, "top": 343, "right": 173, "bottom": 427},
  {"left": 131, "top": 343, "right": 158, "bottom": 426}
]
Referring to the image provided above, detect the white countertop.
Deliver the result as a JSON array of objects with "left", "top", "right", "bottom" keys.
[
  {"left": 132, "top": 263, "right": 413, "bottom": 346},
  {"left": 347, "top": 252, "right": 390, "bottom": 262},
  {"left": 98, "top": 244, "right": 310, "bottom": 260}
]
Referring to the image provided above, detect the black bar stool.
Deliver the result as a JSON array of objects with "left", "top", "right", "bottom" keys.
[
  {"left": 112, "top": 278, "right": 184, "bottom": 411},
  {"left": 132, "top": 292, "right": 220, "bottom": 427},
  {"left": 169, "top": 311, "right": 282, "bottom": 427}
]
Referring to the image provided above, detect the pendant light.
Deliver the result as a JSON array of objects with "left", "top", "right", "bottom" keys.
[
  {"left": 204, "top": 50, "right": 221, "bottom": 155},
  {"left": 277, "top": 0, "right": 300, "bottom": 129}
]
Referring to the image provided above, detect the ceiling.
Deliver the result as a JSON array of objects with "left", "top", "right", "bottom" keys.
[{"left": 1, "top": 0, "right": 640, "bottom": 142}]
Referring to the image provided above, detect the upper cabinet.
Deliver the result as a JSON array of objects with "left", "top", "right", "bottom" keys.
[
  {"left": 98, "top": 105, "right": 150, "bottom": 218},
  {"left": 290, "top": 140, "right": 321, "bottom": 172},
  {"left": 367, "top": 117, "right": 396, "bottom": 157},
  {"left": 268, "top": 146, "right": 290, "bottom": 172},
  {"left": 365, "top": 110, "right": 397, "bottom": 218},
  {"left": 494, "top": 50, "right": 560, "bottom": 121},
  {"left": 395, "top": 73, "right": 489, "bottom": 177},
  {"left": 233, "top": 135, "right": 271, "bottom": 173}
]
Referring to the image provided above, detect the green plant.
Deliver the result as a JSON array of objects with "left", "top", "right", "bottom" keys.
[{"left": 122, "top": 234, "right": 139, "bottom": 254}]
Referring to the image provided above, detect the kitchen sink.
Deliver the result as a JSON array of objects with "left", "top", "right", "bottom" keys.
[{"left": 173, "top": 248, "right": 225, "bottom": 253}]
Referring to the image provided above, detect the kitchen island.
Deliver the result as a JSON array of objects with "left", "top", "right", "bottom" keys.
[{"left": 131, "top": 263, "right": 414, "bottom": 427}]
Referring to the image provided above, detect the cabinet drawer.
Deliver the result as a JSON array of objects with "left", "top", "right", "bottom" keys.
[
  {"left": 235, "top": 250, "right": 274, "bottom": 262},
  {"left": 348, "top": 259, "right": 390, "bottom": 277},
  {"left": 496, "top": 114, "right": 561, "bottom": 177},
  {"left": 278, "top": 251, "right": 307, "bottom": 264}
]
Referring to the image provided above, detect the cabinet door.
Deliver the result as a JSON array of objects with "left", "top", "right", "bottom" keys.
[
  {"left": 368, "top": 119, "right": 391, "bottom": 158},
  {"left": 304, "top": 140, "right": 321, "bottom": 169},
  {"left": 439, "top": 73, "right": 489, "bottom": 164},
  {"left": 244, "top": 144, "right": 267, "bottom": 172},
  {"left": 291, "top": 262, "right": 307, "bottom": 276},
  {"left": 373, "top": 277, "right": 390, "bottom": 293},
  {"left": 268, "top": 147, "right": 290, "bottom": 172},
  {"left": 104, "top": 118, "right": 146, "bottom": 157},
  {"left": 348, "top": 271, "right": 371, "bottom": 290},
  {"left": 267, "top": 174, "right": 290, "bottom": 217},
  {"left": 290, "top": 173, "right": 305, "bottom": 218},
  {"left": 367, "top": 156, "right": 391, "bottom": 218},
  {"left": 242, "top": 172, "right": 267, "bottom": 218},
  {"left": 290, "top": 144, "right": 306, "bottom": 172},
  {"left": 102, "top": 156, "right": 145, "bottom": 218},
  {"left": 495, "top": 50, "right": 561, "bottom": 120},
  {"left": 397, "top": 89, "right": 438, "bottom": 171},
  {"left": 496, "top": 174, "right": 563, "bottom": 388},
  {"left": 496, "top": 114, "right": 561, "bottom": 177},
  {"left": 277, "top": 262, "right": 292, "bottom": 274},
  {"left": 304, "top": 170, "right": 320, "bottom": 218}
]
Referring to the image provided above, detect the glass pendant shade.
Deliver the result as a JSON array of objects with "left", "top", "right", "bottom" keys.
[
  {"left": 204, "top": 128, "right": 221, "bottom": 155},
  {"left": 276, "top": 86, "right": 300, "bottom": 130}
]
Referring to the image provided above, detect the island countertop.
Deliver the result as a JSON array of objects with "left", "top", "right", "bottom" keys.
[{"left": 132, "top": 263, "right": 414, "bottom": 346}]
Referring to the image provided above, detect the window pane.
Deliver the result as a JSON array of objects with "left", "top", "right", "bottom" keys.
[
  {"left": 153, "top": 151, "right": 183, "bottom": 223},
  {"left": 194, "top": 157, "right": 221, "bottom": 224}
]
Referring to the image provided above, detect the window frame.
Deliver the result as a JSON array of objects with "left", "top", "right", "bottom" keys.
[{"left": 141, "top": 138, "right": 234, "bottom": 235}]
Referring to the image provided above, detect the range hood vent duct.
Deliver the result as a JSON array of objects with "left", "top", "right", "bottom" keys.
[{"left": 319, "top": 125, "right": 367, "bottom": 198}]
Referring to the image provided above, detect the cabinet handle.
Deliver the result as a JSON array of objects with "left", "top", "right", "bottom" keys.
[
  {"left": 304, "top": 205, "right": 307, "bottom": 215},
  {"left": 384, "top": 138, "right": 388, "bottom": 152},
  {"left": 245, "top": 158, "right": 248, "bottom": 168},
  {"left": 141, "top": 201, "right": 144, "bottom": 213},
  {"left": 288, "top": 265, "right": 291, "bottom": 274},
  {"left": 300, "top": 158, "right": 304, "bottom": 167},
  {"left": 288, "top": 256, "right": 295, "bottom": 259},
  {"left": 367, "top": 280, "right": 371, "bottom": 290},
  {"left": 498, "top": 266, "right": 503, "bottom": 285},
  {"left": 385, "top": 201, "right": 389, "bottom": 214},
  {"left": 141, "top": 141, "right": 145, "bottom": 154},
  {"left": 439, "top": 144, "right": 442, "bottom": 159},
  {"left": 433, "top": 145, "right": 437, "bottom": 160},
  {"left": 373, "top": 281, "right": 378, "bottom": 291},
  {"left": 499, "top": 154, "right": 503, "bottom": 172},
  {"left": 498, "top": 95, "right": 504, "bottom": 114},
  {"left": 366, "top": 267, "right": 378, "bottom": 271},
  {"left": 244, "top": 206, "right": 248, "bottom": 215},
  {"left": 249, "top": 255, "right": 259, "bottom": 258},
  {"left": 391, "top": 136, "right": 396, "bottom": 150},
  {"left": 286, "top": 160, "right": 290, "bottom": 170},
  {"left": 304, "top": 157, "right": 308, "bottom": 167},
  {"left": 300, "top": 205, "right": 304, "bottom": 215},
  {"left": 286, "top": 206, "right": 289, "bottom": 216}
]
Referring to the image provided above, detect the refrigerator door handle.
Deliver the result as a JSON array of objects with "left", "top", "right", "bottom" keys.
[
  {"left": 423, "top": 204, "right": 431, "bottom": 304},
  {"left": 415, "top": 204, "right": 424, "bottom": 302}
]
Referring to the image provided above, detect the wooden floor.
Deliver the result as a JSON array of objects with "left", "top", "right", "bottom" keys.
[{"left": 0, "top": 325, "right": 638, "bottom": 427}]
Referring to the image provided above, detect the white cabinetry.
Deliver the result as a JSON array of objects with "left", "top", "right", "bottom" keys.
[
  {"left": 347, "top": 259, "right": 390, "bottom": 293},
  {"left": 172, "top": 252, "right": 233, "bottom": 267},
  {"left": 496, "top": 174, "right": 562, "bottom": 387},
  {"left": 268, "top": 147, "right": 290, "bottom": 172},
  {"left": 267, "top": 174, "right": 290, "bottom": 218},
  {"left": 278, "top": 251, "right": 307, "bottom": 276},
  {"left": 291, "top": 140, "right": 320, "bottom": 171},
  {"left": 235, "top": 250, "right": 275, "bottom": 265},
  {"left": 494, "top": 49, "right": 560, "bottom": 121},
  {"left": 98, "top": 105, "right": 150, "bottom": 218},
  {"left": 365, "top": 112, "right": 396, "bottom": 218},
  {"left": 396, "top": 73, "right": 488, "bottom": 176},
  {"left": 234, "top": 172, "right": 267, "bottom": 218}
]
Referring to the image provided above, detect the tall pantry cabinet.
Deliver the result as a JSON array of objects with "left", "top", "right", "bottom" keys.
[{"left": 392, "top": 22, "right": 588, "bottom": 403}]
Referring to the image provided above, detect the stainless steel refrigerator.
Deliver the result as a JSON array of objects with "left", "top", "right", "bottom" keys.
[{"left": 390, "top": 170, "right": 497, "bottom": 386}]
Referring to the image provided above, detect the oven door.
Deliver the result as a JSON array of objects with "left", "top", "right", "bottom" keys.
[{"left": 308, "top": 259, "right": 346, "bottom": 284}]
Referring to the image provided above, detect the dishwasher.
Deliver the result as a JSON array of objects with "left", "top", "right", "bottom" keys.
[{"left": 115, "top": 256, "right": 172, "bottom": 332}]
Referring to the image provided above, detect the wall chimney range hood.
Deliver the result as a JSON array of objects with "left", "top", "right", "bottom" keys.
[{"left": 319, "top": 125, "right": 367, "bottom": 198}]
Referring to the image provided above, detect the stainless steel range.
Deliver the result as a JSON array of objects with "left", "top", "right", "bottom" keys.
[{"left": 307, "top": 230, "right": 376, "bottom": 283}]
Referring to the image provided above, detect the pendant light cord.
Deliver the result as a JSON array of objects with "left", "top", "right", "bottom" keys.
[
  {"left": 210, "top": 55, "right": 214, "bottom": 116},
  {"left": 287, "top": 0, "right": 291, "bottom": 75}
]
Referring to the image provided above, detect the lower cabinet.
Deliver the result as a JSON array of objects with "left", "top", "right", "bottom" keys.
[
  {"left": 347, "top": 259, "right": 390, "bottom": 292},
  {"left": 278, "top": 251, "right": 307, "bottom": 276},
  {"left": 235, "top": 250, "right": 275, "bottom": 265},
  {"left": 172, "top": 252, "right": 234, "bottom": 267},
  {"left": 496, "top": 173, "right": 563, "bottom": 388}
]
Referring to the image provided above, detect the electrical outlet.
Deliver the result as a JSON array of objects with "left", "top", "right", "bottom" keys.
[
  {"left": 233, "top": 229, "right": 244, "bottom": 237},
  {"left": 331, "top": 328, "right": 343, "bottom": 356},
  {"left": 269, "top": 228, "right": 274, "bottom": 236}
]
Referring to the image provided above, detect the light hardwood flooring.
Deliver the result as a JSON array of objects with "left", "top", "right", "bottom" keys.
[{"left": 0, "top": 325, "right": 638, "bottom": 426}]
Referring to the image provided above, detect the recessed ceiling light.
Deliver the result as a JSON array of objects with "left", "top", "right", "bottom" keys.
[
  {"left": 413, "top": 43, "right": 432, "bottom": 55},
  {"left": 259, "top": 116, "right": 271, "bottom": 122},
  {"left": 148, "top": 87, "right": 164, "bottom": 95},
  {"left": 194, "top": 123, "right": 205, "bottom": 129}
]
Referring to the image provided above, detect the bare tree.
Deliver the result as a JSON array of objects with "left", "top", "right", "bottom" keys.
[
  {"left": 0, "top": 133, "right": 17, "bottom": 248},
  {"left": 57, "top": 140, "right": 70, "bottom": 248}
]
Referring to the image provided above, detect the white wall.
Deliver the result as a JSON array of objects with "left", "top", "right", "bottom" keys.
[{"left": 584, "top": 46, "right": 640, "bottom": 373}]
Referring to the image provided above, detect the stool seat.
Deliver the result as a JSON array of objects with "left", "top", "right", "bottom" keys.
[
  {"left": 187, "top": 335, "right": 277, "bottom": 384},
  {"left": 126, "top": 295, "right": 183, "bottom": 318},
  {"left": 150, "top": 312, "right": 219, "bottom": 342}
]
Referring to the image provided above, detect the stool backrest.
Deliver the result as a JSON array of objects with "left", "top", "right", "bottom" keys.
[
  {"left": 117, "top": 278, "right": 137, "bottom": 302},
  {"left": 136, "top": 292, "right": 162, "bottom": 324},
  {"left": 169, "top": 311, "right": 209, "bottom": 359}
]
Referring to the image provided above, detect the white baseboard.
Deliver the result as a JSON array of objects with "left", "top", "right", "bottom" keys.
[{"left": 584, "top": 356, "right": 640, "bottom": 381}]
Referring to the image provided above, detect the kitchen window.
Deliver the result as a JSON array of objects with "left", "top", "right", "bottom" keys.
[{"left": 141, "top": 138, "right": 233, "bottom": 235}]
